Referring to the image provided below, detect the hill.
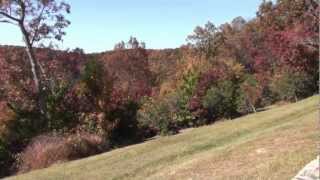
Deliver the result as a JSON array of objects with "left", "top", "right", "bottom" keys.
[{"left": 7, "top": 96, "right": 318, "bottom": 180}]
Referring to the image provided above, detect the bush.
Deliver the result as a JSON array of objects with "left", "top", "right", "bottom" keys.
[
  {"left": 0, "top": 101, "right": 15, "bottom": 140},
  {"left": 270, "top": 71, "right": 316, "bottom": 102},
  {"left": 16, "top": 133, "right": 108, "bottom": 174},
  {"left": 239, "top": 74, "right": 262, "bottom": 113},
  {"left": 4, "top": 79, "right": 77, "bottom": 148},
  {"left": 138, "top": 97, "right": 178, "bottom": 136},
  {"left": 107, "top": 100, "right": 141, "bottom": 145},
  {"left": 175, "top": 70, "right": 198, "bottom": 127},
  {"left": 45, "top": 81, "right": 76, "bottom": 131},
  {"left": 0, "top": 138, "right": 13, "bottom": 177},
  {"left": 202, "top": 80, "right": 243, "bottom": 122}
]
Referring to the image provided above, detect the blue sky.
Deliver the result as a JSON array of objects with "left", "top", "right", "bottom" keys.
[{"left": 0, "top": 0, "right": 262, "bottom": 53}]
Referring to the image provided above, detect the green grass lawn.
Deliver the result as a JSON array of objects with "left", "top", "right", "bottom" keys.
[{"left": 7, "top": 96, "right": 319, "bottom": 180}]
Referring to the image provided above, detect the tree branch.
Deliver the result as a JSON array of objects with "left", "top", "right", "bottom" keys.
[
  {"left": 0, "top": 19, "right": 17, "bottom": 25},
  {"left": 0, "top": 11, "right": 20, "bottom": 22},
  {"left": 17, "top": 0, "right": 26, "bottom": 22},
  {"left": 31, "top": 6, "right": 46, "bottom": 46}
]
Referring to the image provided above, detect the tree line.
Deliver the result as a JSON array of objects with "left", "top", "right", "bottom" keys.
[{"left": 0, "top": 0, "right": 318, "bottom": 177}]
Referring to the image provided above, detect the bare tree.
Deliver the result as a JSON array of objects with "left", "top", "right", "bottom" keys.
[{"left": 0, "top": 0, "right": 70, "bottom": 116}]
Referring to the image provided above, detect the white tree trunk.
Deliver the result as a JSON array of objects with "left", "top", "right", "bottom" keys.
[{"left": 19, "top": 23, "right": 46, "bottom": 116}]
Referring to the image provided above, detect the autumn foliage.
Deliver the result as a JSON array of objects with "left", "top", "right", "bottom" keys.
[{"left": 0, "top": 0, "right": 318, "bottom": 177}]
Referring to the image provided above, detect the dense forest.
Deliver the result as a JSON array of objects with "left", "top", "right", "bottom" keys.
[{"left": 0, "top": 0, "right": 318, "bottom": 177}]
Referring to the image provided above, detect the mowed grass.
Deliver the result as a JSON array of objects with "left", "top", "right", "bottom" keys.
[{"left": 7, "top": 96, "right": 319, "bottom": 180}]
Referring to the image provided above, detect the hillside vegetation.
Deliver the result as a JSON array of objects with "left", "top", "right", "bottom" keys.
[
  {"left": 0, "top": 0, "right": 318, "bottom": 177},
  {"left": 7, "top": 96, "right": 318, "bottom": 180}
]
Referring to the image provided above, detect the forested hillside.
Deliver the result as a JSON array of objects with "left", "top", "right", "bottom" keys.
[{"left": 0, "top": 0, "right": 318, "bottom": 178}]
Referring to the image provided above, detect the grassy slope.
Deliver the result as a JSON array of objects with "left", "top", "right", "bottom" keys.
[{"left": 7, "top": 96, "right": 319, "bottom": 180}]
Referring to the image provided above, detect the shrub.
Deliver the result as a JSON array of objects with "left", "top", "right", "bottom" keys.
[
  {"left": 270, "top": 71, "right": 316, "bottom": 102},
  {"left": 45, "top": 81, "right": 76, "bottom": 131},
  {"left": 0, "top": 138, "right": 13, "bottom": 177},
  {"left": 5, "top": 80, "right": 76, "bottom": 148},
  {"left": 187, "top": 67, "right": 226, "bottom": 123},
  {"left": 66, "top": 59, "right": 143, "bottom": 146},
  {"left": 175, "top": 70, "right": 198, "bottom": 127},
  {"left": 16, "top": 135, "right": 69, "bottom": 173},
  {"left": 4, "top": 107, "right": 44, "bottom": 147},
  {"left": 16, "top": 133, "right": 108, "bottom": 174},
  {"left": 202, "top": 80, "right": 243, "bottom": 122},
  {"left": 239, "top": 74, "right": 262, "bottom": 113},
  {"left": 0, "top": 101, "right": 15, "bottom": 139},
  {"left": 107, "top": 100, "right": 141, "bottom": 145},
  {"left": 65, "top": 59, "right": 114, "bottom": 135},
  {"left": 137, "top": 97, "right": 178, "bottom": 136}
]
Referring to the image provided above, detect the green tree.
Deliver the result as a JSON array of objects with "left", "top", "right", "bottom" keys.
[
  {"left": 202, "top": 80, "right": 242, "bottom": 121},
  {"left": 137, "top": 97, "right": 177, "bottom": 136},
  {"left": 175, "top": 70, "right": 199, "bottom": 126}
]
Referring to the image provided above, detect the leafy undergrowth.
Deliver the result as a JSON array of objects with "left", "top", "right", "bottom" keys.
[{"left": 7, "top": 96, "right": 318, "bottom": 180}]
